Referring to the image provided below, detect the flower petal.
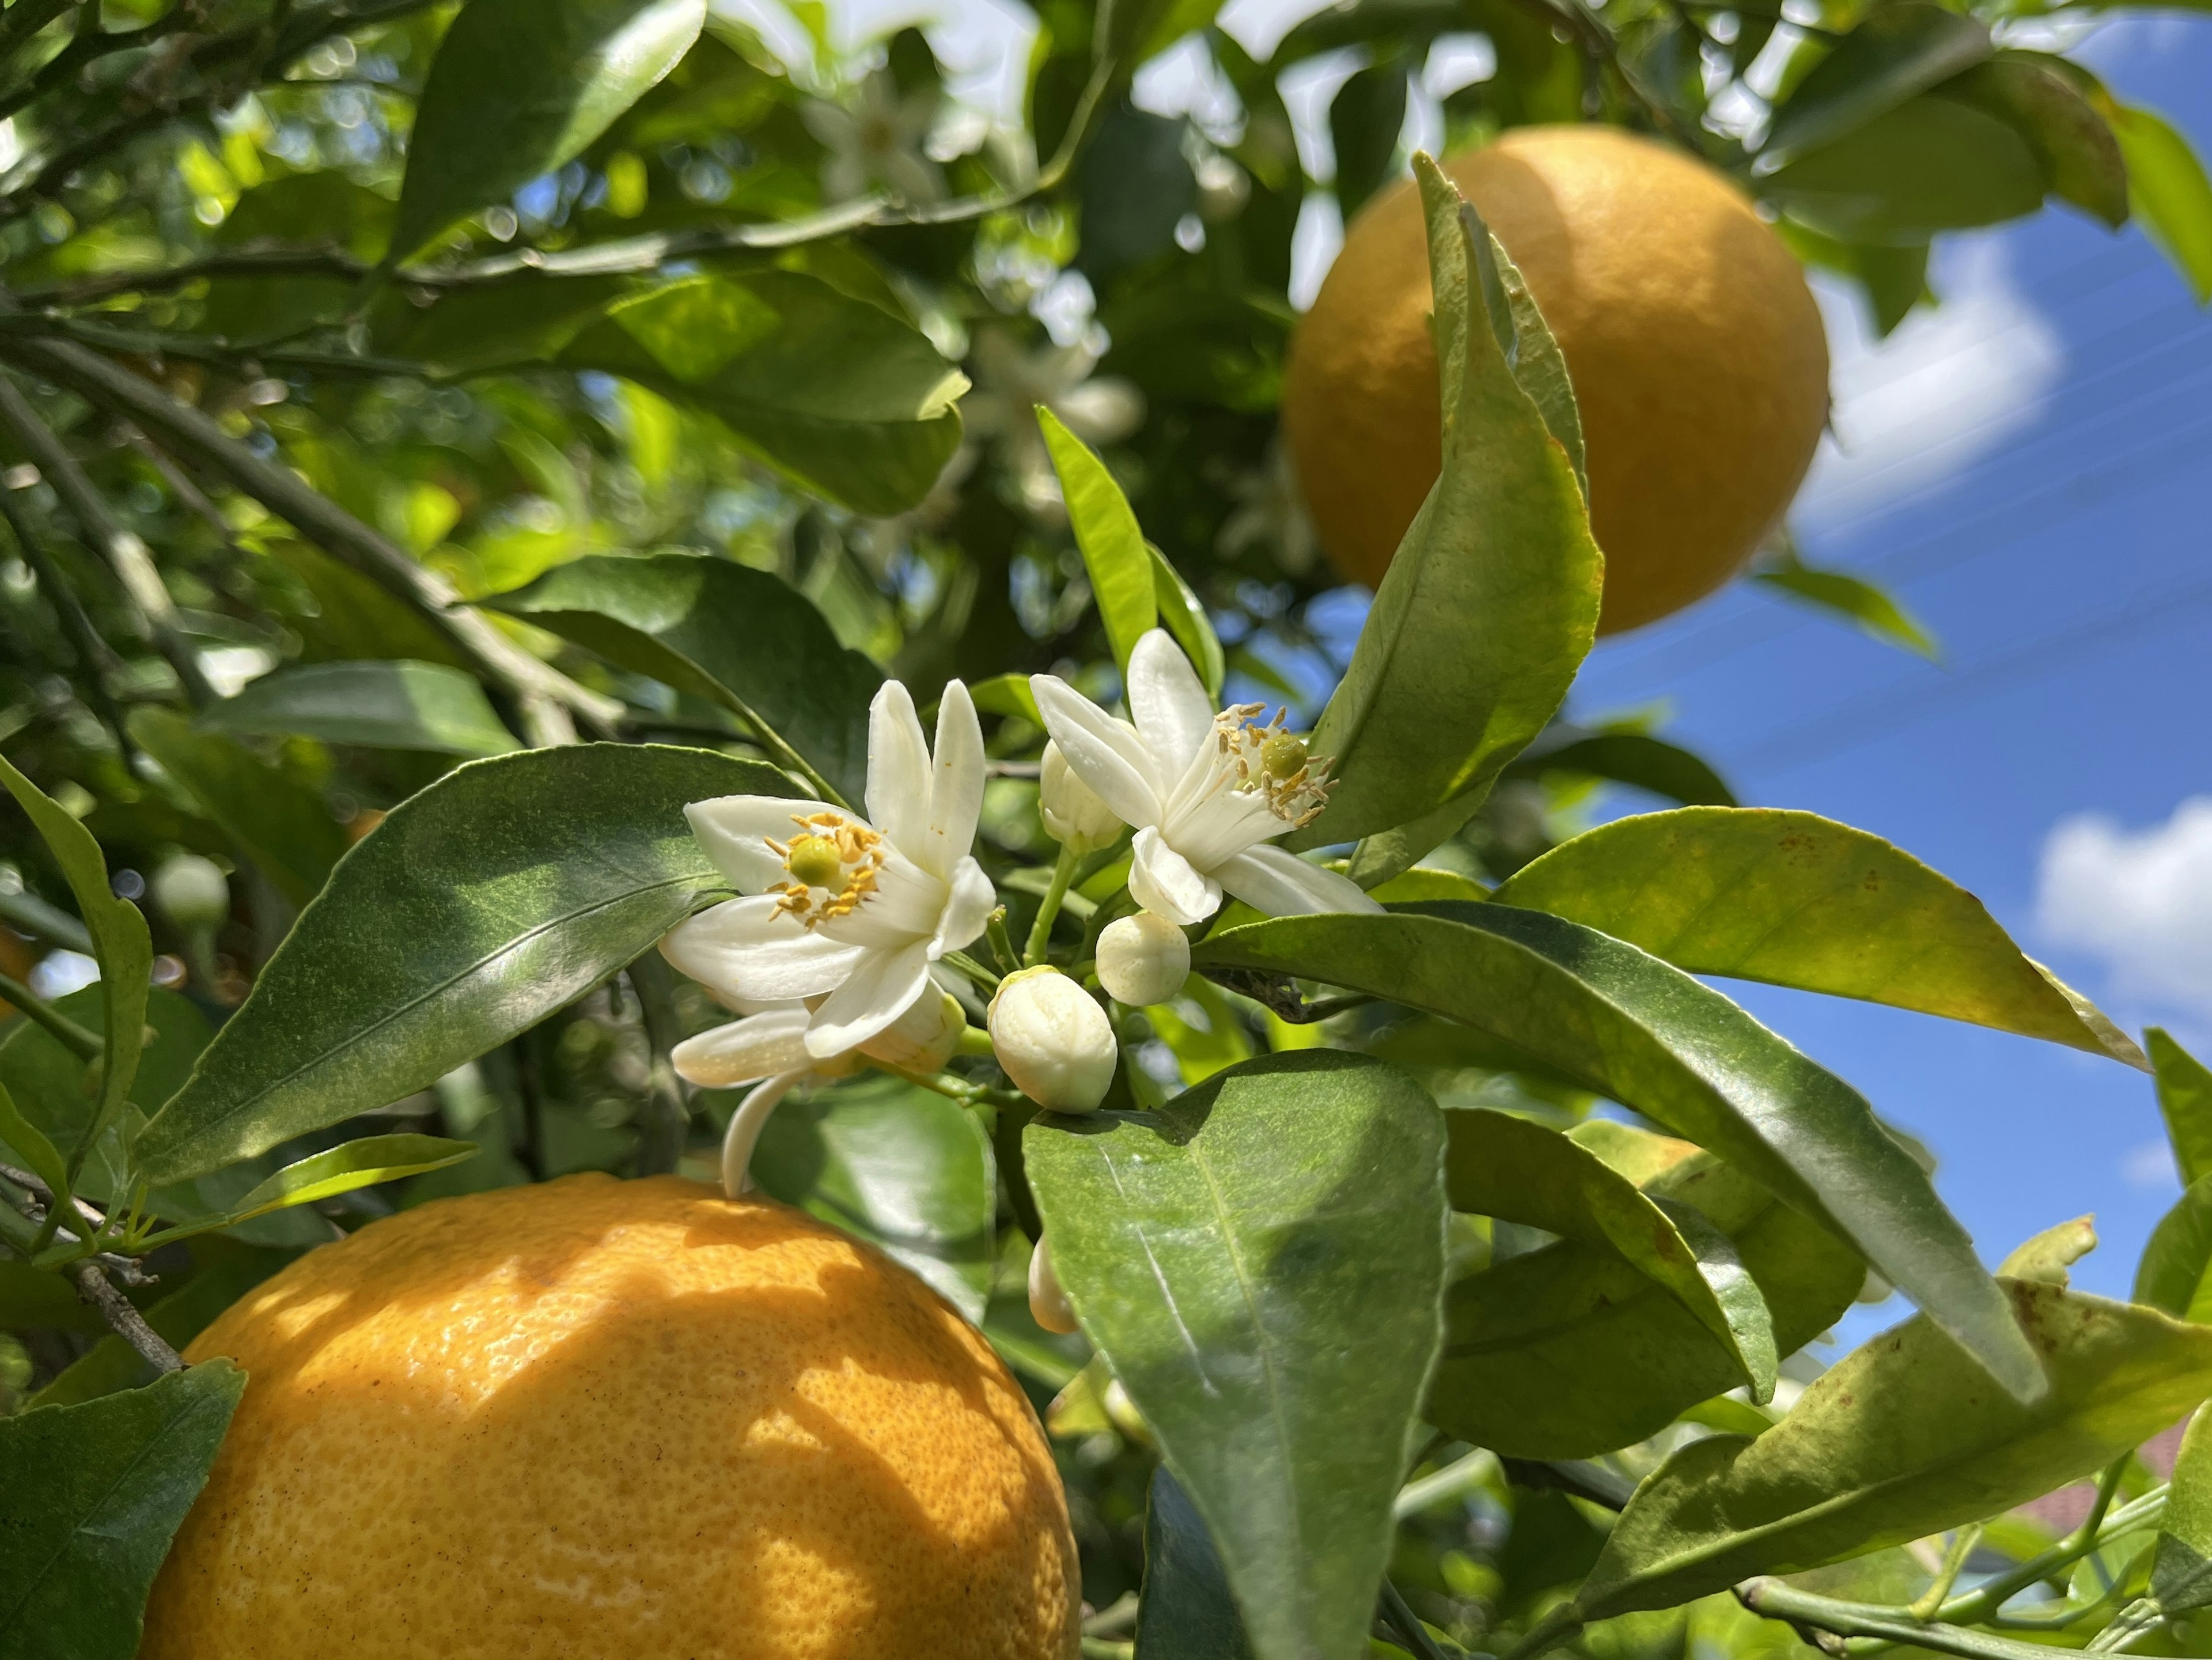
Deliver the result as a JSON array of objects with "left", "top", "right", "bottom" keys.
[
  {"left": 866, "top": 679, "right": 933, "bottom": 856},
  {"left": 1127, "top": 629, "right": 1214, "bottom": 776},
  {"left": 1130, "top": 825, "right": 1222, "bottom": 927},
  {"left": 684, "top": 796, "right": 836, "bottom": 893},
  {"left": 816, "top": 848, "right": 945, "bottom": 950},
  {"left": 670, "top": 1008, "right": 815, "bottom": 1088},
  {"left": 661, "top": 895, "right": 866, "bottom": 1001},
  {"left": 930, "top": 856, "right": 997, "bottom": 958},
  {"left": 1214, "top": 844, "right": 1384, "bottom": 917},
  {"left": 918, "top": 678, "right": 984, "bottom": 883},
  {"left": 1168, "top": 782, "right": 1282, "bottom": 873},
  {"left": 805, "top": 940, "right": 933, "bottom": 1057},
  {"left": 1031, "top": 675, "right": 1162, "bottom": 828}
]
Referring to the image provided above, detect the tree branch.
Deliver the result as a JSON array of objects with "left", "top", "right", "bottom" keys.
[
  {"left": 0, "top": 467, "right": 139, "bottom": 759},
  {"left": 0, "top": 967, "right": 103, "bottom": 1058},
  {"left": 68, "top": 1256, "right": 183, "bottom": 1372}
]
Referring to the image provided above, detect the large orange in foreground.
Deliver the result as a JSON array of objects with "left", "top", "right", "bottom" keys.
[
  {"left": 143, "top": 1174, "right": 1080, "bottom": 1659},
  {"left": 1283, "top": 125, "right": 1830, "bottom": 634}
]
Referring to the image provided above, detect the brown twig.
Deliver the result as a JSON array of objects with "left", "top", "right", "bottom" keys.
[{"left": 69, "top": 1257, "right": 183, "bottom": 1372}]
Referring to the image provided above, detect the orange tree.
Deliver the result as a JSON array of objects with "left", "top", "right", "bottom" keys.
[{"left": 1, "top": 0, "right": 2211, "bottom": 1655}]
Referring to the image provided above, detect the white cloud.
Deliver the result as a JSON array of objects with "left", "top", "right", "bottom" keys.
[
  {"left": 2038, "top": 797, "right": 2212, "bottom": 1018},
  {"left": 2122, "top": 1137, "right": 2181, "bottom": 1193},
  {"left": 1795, "top": 237, "right": 2066, "bottom": 535}
]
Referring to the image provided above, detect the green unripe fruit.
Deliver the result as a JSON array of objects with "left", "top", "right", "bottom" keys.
[
  {"left": 1261, "top": 733, "right": 1308, "bottom": 781},
  {"left": 785, "top": 834, "right": 844, "bottom": 890},
  {"left": 151, "top": 854, "right": 229, "bottom": 931}
]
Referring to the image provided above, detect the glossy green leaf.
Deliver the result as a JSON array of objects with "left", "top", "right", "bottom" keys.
[
  {"left": 485, "top": 551, "right": 881, "bottom": 806},
  {"left": 558, "top": 270, "right": 966, "bottom": 516},
  {"left": 128, "top": 707, "right": 347, "bottom": 909},
  {"left": 0, "top": 1077, "right": 66, "bottom": 1201},
  {"left": 1445, "top": 1107, "right": 1775, "bottom": 1400},
  {"left": 199, "top": 660, "right": 521, "bottom": 757},
  {"left": 1753, "top": 555, "right": 1941, "bottom": 661},
  {"left": 1138, "top": 1463, "right": 1260, "bottom": 1660},
  {"left": 748, "top": 1074, "right": 995, "bottom": 1322},
  {"left": 1951, "top": 55, "right": 2128, "bottom": 229},
  {"left": 1503, "top": 731, "right": 1736, "bottom": 808},
  {"left": 0, "top": 1360, "right": 245, "bottom": 1657},
  {"left": 1039, "top": 408, "right": 1156, "bottom": 675},
  {"left": 32, "top": 1240, "right": 296, "bottom": 1408},
  {"left": 1574, "top": 1284, "right": 2212, "bottom": 1624},
  {"left": 195, "top": 1134, "right": 478, "bottom": 1234},
  {"left": 0, "top": 751, "right": 151, "bottom": 1172},
  {"left": 969, "top": 672, "right": 1044, "bottom": 726},
  {"left": 1431, "top": 1143, "right": 1861, "bottom": 1457},
  {"left": 1194, "top": 903, "right": 2042, "bottom": 1401},
  {"left": 135, "top": 745, "right": 791, "bottom": 1184},
  {"left": 1762, "top": 4, "right": 1991, "bottom": 165},
  {"left": 1491, "top": 808, "right": 2146, "bottom": 1067},
  {"left": 2153, "top": 1029, "right": 2212, "bottom": 1189},
  {"left": 1152, "top": 546, "right": 1225, "bottom": 699},
  {"left": 1024, "top": 1051, "right": 1448, "bottom": 1660},
  {"left": 2100, "top": 101, "right": 2212, "bottom": 302},
  {"left": 1330, "top": 58, "right": 1410, "bottom": 218},
  {"left": 2134, "top": 1176, "right": 2212, "bottom": 1321},
  {"left": 1292, "top": 156, "right": 1600, "bottom": 855},
  {"left": 391, "top": 0, "right": 706, "bottom": 261},
  {"left": 2153, "top": 1404, "right": 2212, "bottom": 1616},
  {"left": 1765, "top": 97, "right": 2047, "bottom": 242}
]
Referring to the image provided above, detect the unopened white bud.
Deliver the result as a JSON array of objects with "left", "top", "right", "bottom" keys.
[
  {"left": 988, "top": 966, "right": 1116, "bottom": 1114},
  {"left": 150, "top": 854, "right": 228, "bottom": 931},
  {"left": 1096, "top": 912, "right": 1190, "bottom": 1006},
  {"left": 1028, "top": 1235, "right": 1079, "bottom": 1334},
  {"left": 858, "top": 988, "right": 967, "bottom": 1075},
  {"left": 1039, "top": 741, "right": 1119, "bottom": 853}
]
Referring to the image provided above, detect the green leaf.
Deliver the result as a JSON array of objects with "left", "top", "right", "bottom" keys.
[
  {"left": 1949, "top": 55, "right": 2128, "bottom": 229},
  {"left": 2099, "top": 101, "right": 2212, "bottom": 302},
  {"left": 1446, "top": 1108, "right": 1777, "bottom": 1401},
  {"left": 1193, "top": 903, "right": 2043, "bottom": 1402},
  {"left": 1330, "top": 58, "right": 1410, "bottom": 219},
  {"left": 1430, "top": 1141, "right": 1861, "bottom": 1457},
  {"left": 1574, "top": 1284, "right": 2212, "bottom": 1623},
  {"left": 2153, "top": 1404, "right": 2212, "bottom": 1616},
  {"left": 1097, "top": 0, "right": 1228, "bottom": 70},
  {"left": 0, "top": 1077, "right": 66, "bottom": 1201},
  {"left": 1765, "top": 97, "right": 2047, "bottom": 242},
  {"left": 1138, "top": 1463, "right": 1260, "bottom": 1659},
  {"left": 1152, "top": 546, "right": 1225, "bottom": 700},
  {"left": 558, "top": 270, "right": 966, "bottom": 516},
  {"left": 2152, "top": 1030, "right": 2212, "bottom": 1187},
  {"left": 969, "top": 672, "right": 1043, "bottom": 726},
  {"left": 1503, "top": 731, "right": 1737, "bottom": 808},
  {"left": 1762, "top": 4, "right": 1992, "bottom": 166},
  {"left": 198, "top": 1134, "right": 478, "bottom": 1233},
  {"left": 1491, "top": 808, "right": 2146, "bottom": 1068},
  {"left": 0, "top": 751, "right": 151, "bottom": 1176},
  {"left": 1039, "top": 408, "right": 1156, "bottom": 675},
  {"left": 198, "top": 660, "right": 521, "bottom": 758},
  {"left": 391, "top": 0, "right": 707, "bottom": 262},
  {"left": 1753, "top": 554, "right": 1941, "bottom": 661},
  {"left": 748, "top": 1074, "right": 996, "bottom": 1323},
  {"left": 1998, "top": 1215, "right": 2097, "bottom": 1285},
  {"left": 484, "top": 551, "right": 881, "bottom": 806},
  {"left": 127, "top": 707, "right": 348, "bottom": 910},
  {"left": 0, "top": 1360, "right": 245, "bottom": 1657},
  {"left": 1297, "top": 157, "right": 1597, "bottom": 866},
  {"left": 1024, "top": 1051, "right": 1448, "bottom": 1660},
  {"left": 2134, "top": 1176, "right": 2212, "bottom": 1321},
  {"left": 134, "top": 744, "right": 792, "bottom": 1184}
]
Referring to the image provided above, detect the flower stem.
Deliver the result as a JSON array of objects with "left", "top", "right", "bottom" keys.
[
  {"left": 986, "top": 906, "right": 1020, "bottom": 976},
  {"left": 0, "top": 969, "right": 102, "bottom": 1061},
  {"left": 1023, "top": 844, "right": 1081, "bottom": 966}
]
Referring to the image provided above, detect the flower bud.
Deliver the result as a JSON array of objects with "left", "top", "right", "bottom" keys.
[
  {"left": 858, "top": 988, "right": 967, "bottom": 1075},
  {"left": 1028, "top": 1235, "right": 1079, "bottom": 1335},
  {"left": 1095, "top": 912, "right": 1190, "bottom": 1007},
  {"left": 1039, "top": 741, "right": 1118, "bottom": 854},
  {"left": 988, "top": 966, "right": 1116, "bottom": 1114},
  {"left": 150, "top": 854, "right": 228, "bottom": 931}
]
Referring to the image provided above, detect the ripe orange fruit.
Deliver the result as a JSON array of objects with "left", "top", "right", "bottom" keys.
[
  {"left": 143, "top": 1174, "right": 1081, "bottom": 1659},
  {"left": 1283, "top": 126, "right": 1830, "bottom": 634}
]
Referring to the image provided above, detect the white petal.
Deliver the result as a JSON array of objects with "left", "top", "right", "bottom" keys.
[
  {"left": 1055, "top": 378, "right": 1145, "bottom": 447},
  {"left": 722, "top": 1068, "right": 809, "bottom": 1198},
  {"left": 670, "top": 1008, "right": 815, "bottom": 1088},
  {"left": 1214, "top": 844, "right": 1385, "bottom": 918},
  {"left": 805, "top": 941, "right": 933, "bottom": 1057},
  {"left": 866, "top": 678, "right": 934, "bottom": 854},
  {"left": 1031, "top": 675, "right": 1162, "bottom": 828},
  {"left": 816, "top": 848, "right": 946, "bottom": 950},
  {"left": 1127, "top": 629, "right": 1216, "bottom": 777},
  {"left": 1168, "top": 784, "right": 1283, "bottom": 873},
  {"left": 930, "top": 856, "right": 997, "bottom": 958},
  {"left": 1129, "top": 826, "right": 1221, "bottom": 927},
  {"left": 801, "top": 102, "right": 858, "bottom": 147},
  {"left": 661, "top": 895, "right": 866, "bottom": 1001},
  {"left": 917, "top": 678, "right": 984, "bottom": 883},
  {"left": 685, "top": 796, "right": 836, "bottom": 893}
]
